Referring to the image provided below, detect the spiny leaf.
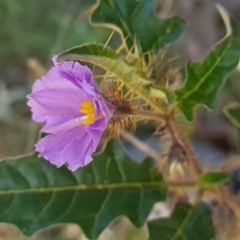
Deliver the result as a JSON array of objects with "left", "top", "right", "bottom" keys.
[
  {"left": 148, "top": 203, "right": 214, "bottom": 240},
  {"left": 176, "top": 17, "right": 240, "bottom": 120},
  {"left": 58, "top": 43, "right": 168, "bottom": 113},
  {"left": 0, "top": 141, "right": 167, "bottom": 240},
  {"left": 58, "top": 43, "right": 147, "bottom": 85},
  {"left": 90, "top": 0, "right": 186, "bottom": 53}
]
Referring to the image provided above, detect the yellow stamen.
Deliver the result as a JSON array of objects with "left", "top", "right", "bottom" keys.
[{"left": 80, "top": 100, "right": 104, "bottom": 125}]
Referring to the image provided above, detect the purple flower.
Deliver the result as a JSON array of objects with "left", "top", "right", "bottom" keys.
[{"left": 28, "top": 57, "right": 113, "bottom": 171}]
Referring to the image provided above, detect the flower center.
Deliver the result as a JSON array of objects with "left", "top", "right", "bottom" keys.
[{"left": 80, "top": 100, "right": 104, "bottom": 125}]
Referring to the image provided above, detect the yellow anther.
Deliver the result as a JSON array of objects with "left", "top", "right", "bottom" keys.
[{"left": 80, "top": 100, "right": 104, "bottom": 125}]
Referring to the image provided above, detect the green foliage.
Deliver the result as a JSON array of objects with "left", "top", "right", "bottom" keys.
[
  {"left": 5, "top": 1, "right": 240, "bottom": 239},
  {"left": 91, "top": 0, "right": 186, "bottom": 53},
  {"left": 0, "top": 0, "right": 106, "bottom": 62},
  {"left": 148, "top": 203, "right": 214, "bottom": 240},
  {"left": 57, "top": 43, "right": 148, "bottom": 85},
  {"left": 0, "top": 141, "right": 166, "bottom": 240},
  {"left": 201, "top": 172, "right": 231, "bottom": 187},
  {"left": 58, "top": 43, "right": 168, "bottom": 113},
  {"left": 58, "top": 43, "right": 120, "bottom": 60},
  {"left": 224, "top": 104, "right": 240, "bottom": 128},
  {"left": 224, "top": 104, "right": 240, "bottom": 150},
  {"left": 176, "top": 17, "right": 240, "bottom": 120}
]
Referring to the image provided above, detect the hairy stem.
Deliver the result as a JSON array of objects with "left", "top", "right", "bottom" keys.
[{"left": 166, "top": 114, "right": 202, "bottom": 175}]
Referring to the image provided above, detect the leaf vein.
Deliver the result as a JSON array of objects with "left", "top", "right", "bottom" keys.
[
  {"left": 57, "top": 191, "right": 78, "bottom": 220},
  {"left": 5, "top": 163, "right": 32, "bottom": 189},
  {"left": 114, "top": 158, "right": 126, "bottom": 183},
  {"left": 170, "top": 207, "right": 195, "bottom": 240},
  {"left": 92, "top": 190, "right": 112, "bottom": 237},
  {"left": 179, "top": 37, "right": 231, "bottom": 102},
  {"left": 0, "top": 195, "right": 15, "bottom": 217},
  {"left": 30, "top": 192, "right": 56, "bottom": 226}
]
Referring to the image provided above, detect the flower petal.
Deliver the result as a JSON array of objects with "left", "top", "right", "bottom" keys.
[
  {"left": 60, "top": 134, "right": 95, "bottom": 171},
  {"left": 32, "top": 66, "right": 80, "bottom": 93},
  {"left": 36, "top": 127, "right": 85, "bottom": 167},
  {"left": 98, "top": 100, "right": 113, "bottom": 126},
  {"left": 41, "top": 116, "right": 79, "bottom": 134},
  {"left": 55, "top": 59, "right": 95, "bottom": 89},
  {"left": 29, "top": 89, "right": 88, "bottom": 122},
  {"left": 29, "top": 58, "right": 114, "bottom": 171}
]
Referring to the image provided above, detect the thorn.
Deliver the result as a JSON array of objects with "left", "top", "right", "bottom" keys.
[
  {"left": 129, "top": 81, "right": 143, "bottom": 101},
  {"left": 126, "top": 43, "right": 135, "bottom": 59},
  {"left": 147, "top": 66, "right": 153, "bottom": 78},
  {"left": 116, "top": 36, "right": 129, "bottom": 54},
  {"left": 104, "top": 30, "right": 115, "bottom": 49}
]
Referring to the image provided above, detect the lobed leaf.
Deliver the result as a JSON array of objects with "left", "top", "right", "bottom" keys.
[
  {"left": 0, "top": 141, "right": 166, "bottom": 240},
  {"left": 176, "top": 17, "right": 240, "bottom": 120},
  {"left": 58, "top": 43, "right": 168, "bottom": 113},
  {"left": 148, "top": 203, "right": 214, "bottom": 240},
  {"left": 90, "top": 0, "right": 186, "bottom": 53}
]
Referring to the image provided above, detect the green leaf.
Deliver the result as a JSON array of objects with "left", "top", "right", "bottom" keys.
[
  {"left": 0, "top": 141, "right": 166, "bottom": 240},
  {"left": 238, "top": 128, "right": 240, "bottom": 151},
  {"left": 58, "top": 43, "right": 168, "bottom": 113},
  {"left": 176, "top": 17, "right": 240, "bottom": 120},
  {"left": 224, "top": 104, "right": 240, "bottom": 128},
  {"left": 148, "top": 203, "right": 215, "bottom": 240},
  {"left": 201, "top": 172, "right": 231, "bottom": 187},
  {"left": 90, "top": 0, "right": 186, "bottom": 53},
  {"left": 224, "top": 104, "right": 240, "bottom": 150},
  {"left": 151, "top": 85, "right": 176, "bottom": 105},
  {"left": 57, "top": 43, "right": 142, "bottom": 85}
]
